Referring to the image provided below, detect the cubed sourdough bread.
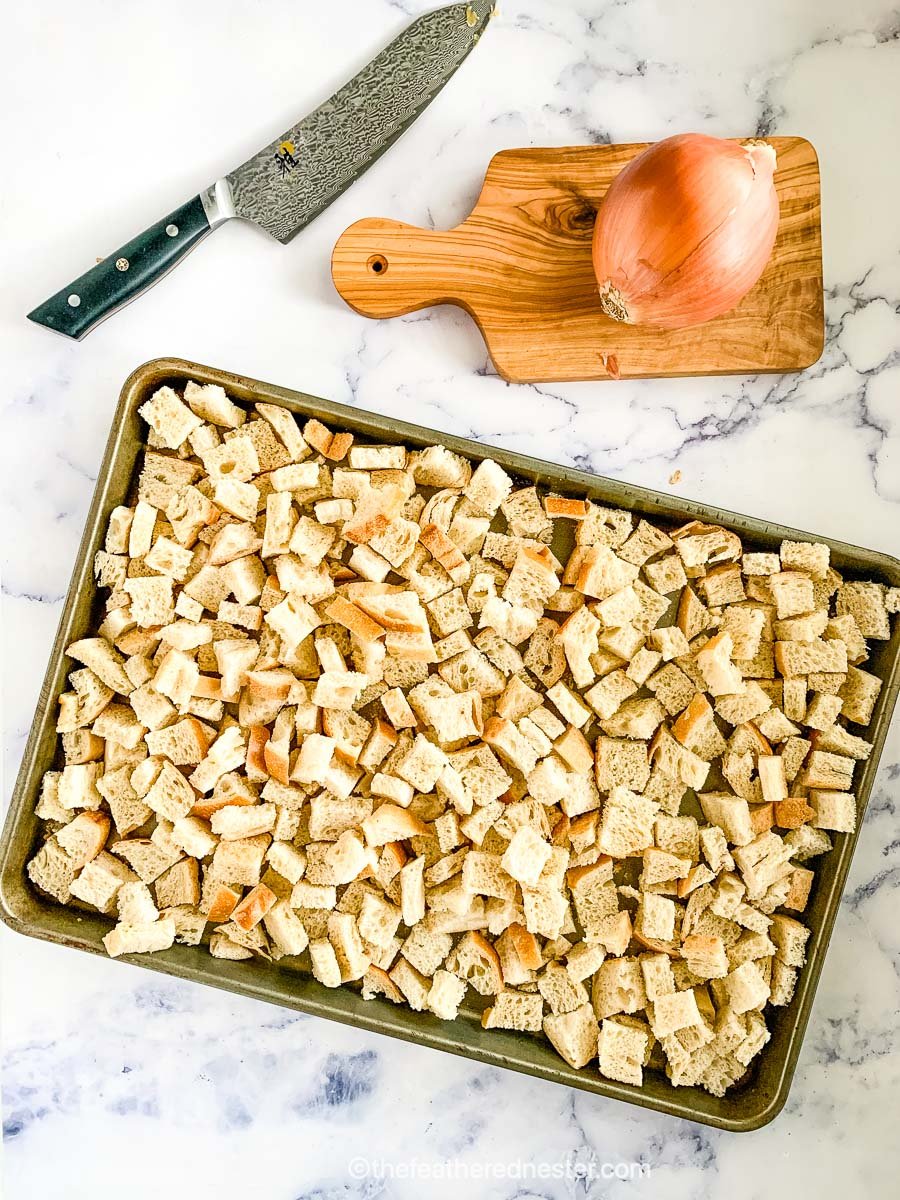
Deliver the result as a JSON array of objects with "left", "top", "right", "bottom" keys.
[{"left": 27, "top": 379, "right": 895, "bottom": 1099}]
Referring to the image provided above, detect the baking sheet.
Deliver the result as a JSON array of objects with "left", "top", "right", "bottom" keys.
[{"left": 2, "top": 357, "right": 898, "bottom": 1131}]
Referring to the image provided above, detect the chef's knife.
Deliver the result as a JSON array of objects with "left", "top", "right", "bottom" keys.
[{"left": 28, "top": 1, "right": 495, "bottom": 340}]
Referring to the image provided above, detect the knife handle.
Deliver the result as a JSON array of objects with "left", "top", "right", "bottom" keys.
[{"left": 27, "top": 195, "right": 212, "bottom": 340}]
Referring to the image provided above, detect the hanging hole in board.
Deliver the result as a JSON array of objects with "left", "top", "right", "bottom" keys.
[{"left": 367, "top": 254, "right": 388, "bottom": 276}]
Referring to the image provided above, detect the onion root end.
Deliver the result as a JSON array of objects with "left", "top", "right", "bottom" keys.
[{"left": 598, "top": 281, "right": 631, "bottom": 323}]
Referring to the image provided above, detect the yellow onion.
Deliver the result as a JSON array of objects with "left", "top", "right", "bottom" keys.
[{"left": 592, "top": 133, "right": 779, "bottom": 330}]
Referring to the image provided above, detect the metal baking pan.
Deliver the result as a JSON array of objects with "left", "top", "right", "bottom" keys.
[{"left": 2, "top": 357, "right": 898, "bottom": 1132}]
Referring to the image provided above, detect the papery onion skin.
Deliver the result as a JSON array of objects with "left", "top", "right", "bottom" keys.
[{"left": 592, "top": 133, "right": 780, "bottom": 330}]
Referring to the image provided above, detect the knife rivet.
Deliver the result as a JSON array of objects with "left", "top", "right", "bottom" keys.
[
  {"left": 166, "top": 224, "right": 179, "bottom": 237},
  {"left": 67, "top": 294, "right": 81, "bottom": 307},
  {"left": 116, "top": 258, "right": 129, "bottom": 272}
]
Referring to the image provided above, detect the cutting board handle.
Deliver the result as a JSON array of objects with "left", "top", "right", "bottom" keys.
[{"left": 331, "top": 218, "right": 471, "bottom": 318}]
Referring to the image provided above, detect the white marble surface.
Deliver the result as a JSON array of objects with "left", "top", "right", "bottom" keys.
[{"left": 2, "top": 0, "right": 899, "bottom": 1195}]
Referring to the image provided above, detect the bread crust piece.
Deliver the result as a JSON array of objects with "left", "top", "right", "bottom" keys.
[
  {"left": 361, "top": 804, "right": 429, "bottom": 846},
  {"left": 342, "top": 485, "right": 406, "bottom": 546},
  {"left": 502, "top": 546, "right": 559, "bottom": 612},
  {"left": 545, "top": 1004, "right": 600, "bottom": 1069},
  {"left": 231, "top": 882, "right": 278, "bottom": 931},
  {"left": 56, "top": 810, "right": 111, "bottom": 867},
  {"left": 139, "top": 387, "right": 203, "bottom": 449},
  {"left": 598, "top": 1017, "right": 650, "bottom": 1085},
  {"left": 419, "top": 523, "right": 468, "bottom": 583},
  {"left": 448, "top": 930, "right": 504, "bottom": 995},
  {"left": 575, "top": 545, "right": 639, "bottom": 601},
  {"left": 103, "top": 916, "right": 177, "bottom": 959},
  {"left": 67, "top": 637, "right": 133, "bottom": 696},
  {"left": 545, "top": 495, "right": 590, "bottom": 520}
]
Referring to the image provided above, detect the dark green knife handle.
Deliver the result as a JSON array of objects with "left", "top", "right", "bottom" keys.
[{"left": 27, "top": 195, "right": 212, "bottom": 340}]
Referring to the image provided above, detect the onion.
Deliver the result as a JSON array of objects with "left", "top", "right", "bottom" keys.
[{"left": 592, "top": 133, "right": 779, "bottom": 330}]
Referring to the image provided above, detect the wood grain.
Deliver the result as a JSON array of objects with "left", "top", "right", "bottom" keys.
[{"left": 331, "top": 138, "right": 824, "bottom": 383}]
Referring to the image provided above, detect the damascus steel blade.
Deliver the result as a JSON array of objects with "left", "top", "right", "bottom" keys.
[{"left": 222, "top": 2, "right": 496, "bottom": 243}]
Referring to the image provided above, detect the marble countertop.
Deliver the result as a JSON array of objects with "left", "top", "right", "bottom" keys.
[{"left": 2, "top": 0, "right": 899, "bottom": 1195}]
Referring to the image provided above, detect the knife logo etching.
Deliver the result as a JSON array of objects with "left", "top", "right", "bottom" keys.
[{"left": 274, "top": 140, "right": 300, "bottom": 178}]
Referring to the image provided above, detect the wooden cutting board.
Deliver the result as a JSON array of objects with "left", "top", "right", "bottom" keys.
[{"left": 331, "top": 138, "right": 823, "bottom": 383}]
